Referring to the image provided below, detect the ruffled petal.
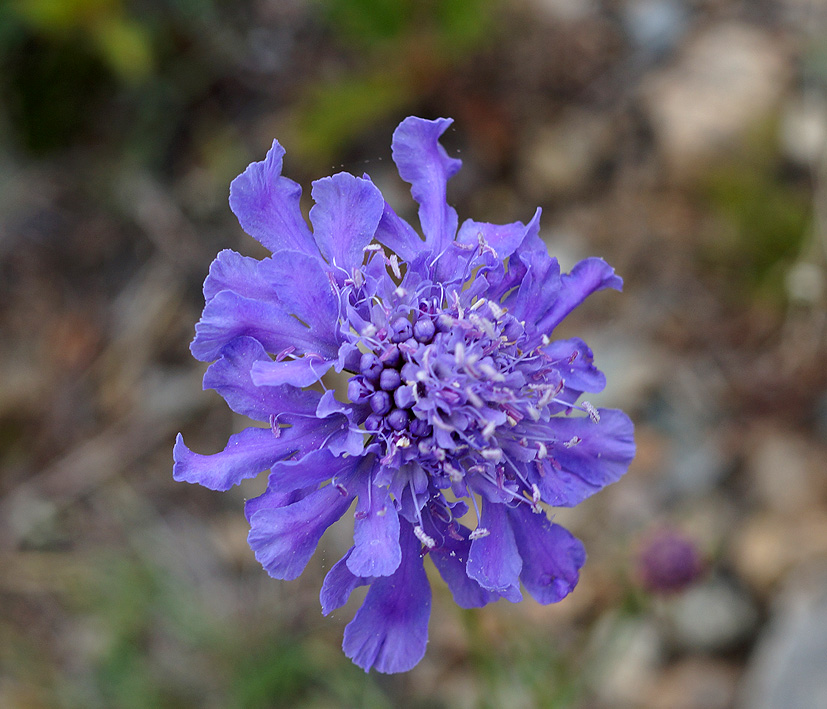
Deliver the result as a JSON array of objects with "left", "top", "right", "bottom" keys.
[
  {"left": 504, "top": 248, "right": 562, "bottom": 327},
  {"left": 342, "top": 521, "right": 431, "bottom": 673},
  {"left": 250, "top": 356, "right": 334, "bottom": 388},
  {"left": 264, "top": 448, "right": 361, "bottom": 494},
  {"left": 310, "top": 173, "right": 384, "bottom": 273},
  {"left": 533, "top": 408, "right": 635, "bottom": 507},
  {"left": 436, "top": 217, "right": 528, "bottom": 283},
  {"left": 202, "top": 336, "right": 322, "bottom": 421},
  {"left": 321, "top": 548, "right": 371, "bottom": 615},
  {"left": 430, "top": 524, "right": 502, "bottom": 608},
  {"left": 248, "top": 483, "right": 355, "bottom": 580},
  {"left": 173, "top": 427, "right": 295, "bottom": 491},
  {"left": 467, "top": 499, "right": 522, "bottom": 594},
  {"left": 174, "top": 412, "right": 354, "bottom": 491},
  {"left": 244, "top": 487, "right": 309, "bottom": 524},
  {"left": 373, "top": 198, "right": 423, "bottom": 263},
  {"left": 190, "top": 288, "right": 338, "bottom": 363},
  {"left": 203, "top": 249, "right": 274, "bottom": 304},
  {"left": 543, "top": 337, "right": 606, "bottom": 395},
  {"left": 348, "top": 478, "right": 401, "bottom": 578},
  {"left": 537, "top": 257, "right": 623, "bottom": 335},
  {"left": 229, "top": 140, "right": 319, "bottom": 257},
  {"left": 507, "top": 504, "right": 586, "bottom": 604},
  {"left": 391, "top": 116, "right": 461, "bottom": 255}
]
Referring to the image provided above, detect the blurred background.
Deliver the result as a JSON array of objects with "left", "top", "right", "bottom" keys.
[{"left": 1, "top": 0, "right": 826, "bottom": 707}]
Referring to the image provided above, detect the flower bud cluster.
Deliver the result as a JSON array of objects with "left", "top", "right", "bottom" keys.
[{"left": 347, "top": 313, "right": 436, "bottom": 441}]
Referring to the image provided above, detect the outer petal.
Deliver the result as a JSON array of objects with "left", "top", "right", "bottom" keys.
[
  {"left": 203, "top": 249, "right": 275, "bottom": 303},
  {"left": 321, "top": 548, "right": 371, "bottom": 615},
  {"left": 436, "top": 217, "right": 527, "bottom": 283},
  {"left": 507, "top": 504, "right": 586, "bottom": 604},
  {"left": 190, "top": 289, "right": 337, "bottom": 363},
  {"left": 391, "top": 116, "right": 461, "bottom": 254},
  {"left": 202, "top": 336, "right": 322, "bottom": 421},
  {"left": 310, "top": 173, "right": 384, "bottom": 273},
  {"left": 505, "top": 248, "right": 562, "bottom": 326},
  {"left": 348, "top": 480, "right": 401, "bottom": 578},
  {"left": 229, "top": 140, "right": 319, "bottom": 257},
  {"left": 536, "top": 257, "right": 623, "bottom": 334},
  {"left": 543, "top": 338, "right": 606, "bottom": 395},
  {"left": 250, "top": 356, "right": 334, "bottom": 388},
  {"left": 264, "top": 448, "right": 362, "bottom": 494},
  {"left": 533, "top": 409, "right": 635, "bottom": 507},
  {"left": 173, "top": 427, "right": 296, "bottom": 491},
  {"left": 173, "top": 414, "right": 353, "bottom": 491},
  {"left": 430, "top": 524, "right": 502, "bottom": 608},
  {"left": 373, "top": 198, "right": 423, "bottom": 263},
  {"left": 343, "top": 521, "right": 431, "bottom": 673},
  {"left": 467, "top": 499, "right": 522, "bottom": 594},
  {"left": 244, "top": 487, "right": 308, "bottom": 524},
  {"left": 248, "top": 483, "right": 355, "bottom": 580}
]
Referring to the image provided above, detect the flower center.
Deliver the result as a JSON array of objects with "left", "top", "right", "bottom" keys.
[{"left": 345, "top": 286, "right": 560, "bottom": 499}]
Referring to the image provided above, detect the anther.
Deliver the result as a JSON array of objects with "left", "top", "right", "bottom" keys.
[
  {"left": 582, "top": 401, "right": 600, "bottom": 423},
  {"left": 469, "top": 527, "right": 490, "bottom": 540},
  {"left": 414, "top": 525, "right": 436, "bottom": 548}
]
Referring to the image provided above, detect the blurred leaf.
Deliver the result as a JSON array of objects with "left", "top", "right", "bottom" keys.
[
  {"left": 291, "top": 71, "right": 412, "bottom": 163},
  {"left": 11, "top": 0, "right": 118, "bottom": 32},
  {"left": 319, "top": 0, "right": 415, "bottom": 49},
  {"left": 92, "top": 16, "right": 153, "bottom": 82}
]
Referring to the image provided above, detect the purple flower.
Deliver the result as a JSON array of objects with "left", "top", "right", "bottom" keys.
[
  {"left": 636, "top": 528, "right": 705, "bottom": 595},
  {"left": 173, "top": 117, "right": 635, "bottom": 673}
]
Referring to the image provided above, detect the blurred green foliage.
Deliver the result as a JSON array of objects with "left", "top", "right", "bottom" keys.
[
  {"left": 699, "top": 124, "right": 810, "bottom": 304},
  {"left": 9, "top": 0, "right": 153, "bottom": 82},
  {"left": 291, "top": 0, "right": 498, "bottom": 163}
]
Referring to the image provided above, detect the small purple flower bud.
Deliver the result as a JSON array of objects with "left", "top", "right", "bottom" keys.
[
  {"left": 364, "top": 413, "right": 383, "bottom": 431},
  {"left": 380, "top": 344, "right": 401, "bottom": 368},
  {"left": 394, "top": 384, "right": 415, "bottom": 409},
  {"left": 360, "top": 352, "right": 383, "bottom": 381},
  {"left": 409, "top": 418, "right": 432, "bottom": 438},
  {"left": 401, "top": 361, "right": 419, "bottom": 382},
  {"left": 347, "top": 376, "right": 373, "bottom": 403},
  {"left": 413, "top": 318, "right": 435, "bottom": 343},
  {"left": 436, "top": 314, "right": 453, "bottom": 332},
  {"left": 390, "top": 316, "right": 412, "bottom": 343},
  {"left": 637, "top": 529, "right": 704, "bottom": 595},
  {"left": 387, "top": 408, "right": 410, "bottom": 431},
  {"left": 379, "top": 368, "right": 402, "bottom": 391},
  {"left": 369, "top": 390, "right": 391, "bottom": 415}
]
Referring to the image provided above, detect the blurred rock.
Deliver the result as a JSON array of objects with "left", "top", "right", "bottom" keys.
[
  {"left": 744, "top": 428, "right": 826, "bottom": 514},
  {"left": 738, "top": 566, "right": 827, "bottom": 709},
  {"left": 623, "top": 0, "right": 690, "bottom": 58},
  {"left": 653, "top": 363, "right": 730, "bottom": 499},
  {"left": 588, "top": 615, "right": 663, "bottom": 706},
  {"left": 730, "top": 511, "right": 827, "bottom": 596},
  {"left": 531, "top": 0, "right": 598, "bottom": 22},
  {"left": 642, "top": 23, "right": 790, "bottom": 175},
  {"left": 780, "top": 94, "right": 827, "bottom": 165},
  {"left": 647, "top": 657, "right": 738, "bottom": 709},
  {"left": 519, "top": 111, "right": 614, "bottom": 198},
  {"left": 664, "top": 576, "right": 759, "bottom": 652}
]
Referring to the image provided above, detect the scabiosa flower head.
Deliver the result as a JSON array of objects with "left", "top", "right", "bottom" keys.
[
  {"left": 636, "top": 528, "right": 705, "bottom": 595},
  {"left": 174, "top": 117, "right": 635, "bottom": 673}
]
